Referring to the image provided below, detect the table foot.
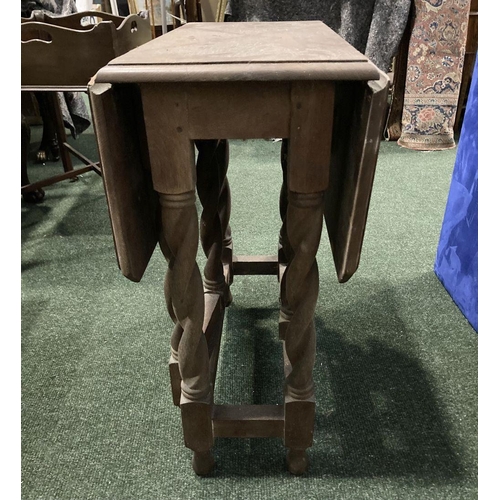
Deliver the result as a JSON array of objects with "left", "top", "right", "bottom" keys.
[
  {"left": 286, "top": 449, "right": 309, "bottom": 475},
  {"left": 192, "top": 450, "right": 215, "bottom": 476}
]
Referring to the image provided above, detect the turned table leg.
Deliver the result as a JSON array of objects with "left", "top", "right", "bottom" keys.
[
  {"left": 141, "top": 84, "right": 216, "bottom": 475},
  {"left": 21, "top": 114, "right": 45, "bottom": 203},
  {"left": 195, "top": 139, "right": 232, "bottom": 304},
  {"left": 216, "top": 142, "right": 234, "bottom": 294},
  {"left": 281, "top": 81, "right": 335, "bottom": 474},
  {"left": 195, "top": 139, "right": 232, "bottom": 407},
  {"left": 158, "top": 191, "right": 214, "bottom": 475},
  {"left": 279, "top": 139, "right": 292, "bottom": 264},
  {"left": 281, "top": 190, "right": 324, "bottom": 474}
]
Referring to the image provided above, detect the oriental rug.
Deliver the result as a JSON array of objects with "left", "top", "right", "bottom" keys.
[{"left": 398, "top": 0, "right": 470, "bottom": 150}]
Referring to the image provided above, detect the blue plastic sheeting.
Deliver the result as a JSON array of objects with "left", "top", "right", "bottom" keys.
[{"left": 434, "top": 57, "right": 478, "bottom": 331}]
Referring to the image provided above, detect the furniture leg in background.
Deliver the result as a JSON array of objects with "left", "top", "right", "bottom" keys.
[
  {"left": 33, "top": 92, "right": 61, "bottom": 164},
  {"left": 21, "top": 114, "right": 45, "bottom": 203}
]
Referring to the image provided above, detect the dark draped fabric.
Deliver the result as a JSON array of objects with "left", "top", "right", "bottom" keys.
[
  {"left": 225, "top": 0, "right": 412, "bottom": 73},
  {"left": 22, "top": 1, "right": 77, "bottom": 17}
]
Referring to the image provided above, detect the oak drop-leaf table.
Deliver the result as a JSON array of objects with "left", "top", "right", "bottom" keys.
[{"left": 89, "top": 21, "right": 388, "bottom": 475}]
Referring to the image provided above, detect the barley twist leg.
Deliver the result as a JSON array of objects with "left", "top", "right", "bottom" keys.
[
  {"left": 158, "top": 191, "right": 214, "bottom": 475},
  {"left": 281, "top": 190, "right": 324, "bottom": 475}
]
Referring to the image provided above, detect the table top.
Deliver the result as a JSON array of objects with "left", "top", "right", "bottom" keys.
[{"left": 95, "top": 21, "right": 381, "bottom": 83}]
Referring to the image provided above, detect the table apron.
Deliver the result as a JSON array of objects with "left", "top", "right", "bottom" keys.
[{"left": 140, "top": 80, "right": 335, "bottom": 194}]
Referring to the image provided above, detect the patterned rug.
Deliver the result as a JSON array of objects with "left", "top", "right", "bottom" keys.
[{"left": 398, "top": 0, "right": 470, "bottom": 150}]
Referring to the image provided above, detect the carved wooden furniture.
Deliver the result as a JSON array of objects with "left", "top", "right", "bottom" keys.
[
  {"left": 89, "top": 21, "right": 388, "bottom": 475},
  {"left": 455, "top": 0, "right": 478, "bottom": 134},
  {"left": 21, "top": 10, "right": 151, "bottom": 199}
]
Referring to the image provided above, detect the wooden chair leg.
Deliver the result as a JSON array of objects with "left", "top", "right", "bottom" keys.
[
  {"left": 46, "top": 92, "right": 74, "bottom": 173},
  {"left": 34, "top": 92, "right": 60, "bottom": 163},
  {"left": 21, "top": 116, "right": 30, "bottom": 187},
  {"left": 21, "top": 91, "right": 101, "bottom": 199},
  {"left": 21, "top": 115, "right": 45, "bottom": 203}
]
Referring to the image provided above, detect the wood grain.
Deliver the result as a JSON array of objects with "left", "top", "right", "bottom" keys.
[
  {"left": 111, "top": 21, "right": 372, "bottom": 65},
  {"left": 89, "top": 83, "right": 159, "bottom": 282},
  {"left": 95, "top": 21, "right": 380, "bottom": 84},
  {"left": 287, "top": 81, "right": 334, "bottom": 193},
  {"left": 213, "top": 405, "right": 284, "bottom": 438},
  {"left": 140, "top": 84, "right": 196, "bottom": 194},
  {"left": 325, "top": 73, "right": 389, "bottom": 283}
]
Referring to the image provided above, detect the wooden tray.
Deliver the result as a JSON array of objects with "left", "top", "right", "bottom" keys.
[{"left": 21, "top": 11, "right": 151, "bottom": 90}]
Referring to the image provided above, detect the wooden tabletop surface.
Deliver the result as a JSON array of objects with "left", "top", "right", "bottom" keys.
[{"left": 96, "top": 21, "right": 381, "bottom": 83}]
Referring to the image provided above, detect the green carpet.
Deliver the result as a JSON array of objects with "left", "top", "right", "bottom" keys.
[{"left": 21, "top": 123, "right": 477, "bottom": 499}]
